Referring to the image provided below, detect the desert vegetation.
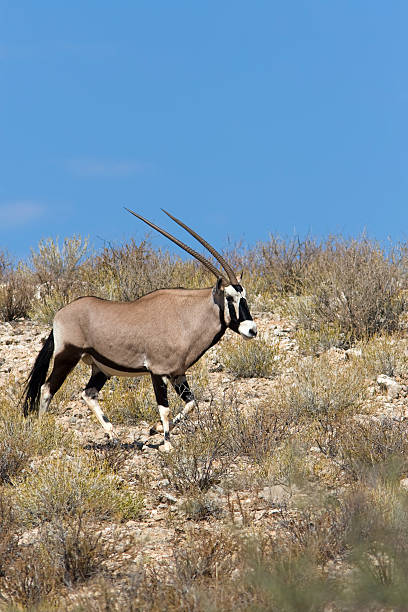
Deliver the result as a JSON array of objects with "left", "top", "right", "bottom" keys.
[{"left": 1, "top": 233, "right": 408, "bottom": 610}]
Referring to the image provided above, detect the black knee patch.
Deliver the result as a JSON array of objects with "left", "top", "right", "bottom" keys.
[
  {"left": 84, "top": 387, "right": 98, "bottom": 400},
  {"left": 174, "top": 379, "right": 195, "bottom": 403}
]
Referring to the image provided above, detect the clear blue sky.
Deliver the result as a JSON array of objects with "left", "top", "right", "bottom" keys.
[{"left": 1, "top": 1, "right": 407, "bottom": 260}]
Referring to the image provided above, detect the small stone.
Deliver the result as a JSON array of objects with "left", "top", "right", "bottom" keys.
[
  {"left": 377, "top": 374, "right": 403, "bottom": 400},
  {"left": 161, "top": 492, "right": 178, "bottom": 504},
  {"left": 259, "top": 485, "right": 290, "bottom": 503},
  {"left": 346, "top": 348, "right": 362, "bottom": 359}
]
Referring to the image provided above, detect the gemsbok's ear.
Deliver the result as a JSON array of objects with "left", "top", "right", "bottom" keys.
[{"left": 215, "top": 277, "right": 224, "bottom": 294}]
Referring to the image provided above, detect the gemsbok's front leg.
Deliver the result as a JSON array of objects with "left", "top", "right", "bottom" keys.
[
  {"left": 151, "top": 374, "right": 172, "bottom": 451},
  {"left": 171, "top": 375, "right": 197, "bottom": 426}
]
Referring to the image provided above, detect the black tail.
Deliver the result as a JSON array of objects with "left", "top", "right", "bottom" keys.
[{"left": 22, "top": 330, "right": 54, "bottom": 416}]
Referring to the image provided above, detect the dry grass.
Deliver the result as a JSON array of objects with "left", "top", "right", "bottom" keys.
[
  {"left": 219, "top": 335, "right": 280, "bottom": 378},
  {"left": 10, "top": 453, "right": 143, "bottom": 525},
  {"left": 0, "top": 397, "right": 74, "bottom": 484}
]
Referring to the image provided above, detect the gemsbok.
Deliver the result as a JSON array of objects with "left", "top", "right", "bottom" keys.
[{"left": 22, "top": 209, "right": 257, "bottom": 449}]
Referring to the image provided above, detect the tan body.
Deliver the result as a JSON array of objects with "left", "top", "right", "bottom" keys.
[{"left": 55, "top": 288, "right": 223, "bottom": 377}]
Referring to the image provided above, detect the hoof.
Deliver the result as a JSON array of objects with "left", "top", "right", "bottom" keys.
[
  {"left": 106, "top": 433, "right": 120, "bottom": 445},
  {"left": 159, "top": 440, "right": 173, "bottom": 453},
  {"left": 150, "top": 421, "right": 163, "bottom": 435}
]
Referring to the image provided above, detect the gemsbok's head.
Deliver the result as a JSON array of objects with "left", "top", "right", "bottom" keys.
[{"left": 125, "top": 208, "right": 257, "bottom": 340}]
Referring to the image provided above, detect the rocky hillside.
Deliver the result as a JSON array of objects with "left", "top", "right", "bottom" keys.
[{"left": 2, "top": 308, "right": 408, "bottom": 609}]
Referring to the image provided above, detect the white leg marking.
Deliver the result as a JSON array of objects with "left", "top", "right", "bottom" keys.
[
  {"left": 158, "top": 405, "right": 172, "bottom": 451},
  {"left": 39, "top": 383, "right": 52, "bottom": 417},
  {"left": 173, "top": 399, "right": 196, "bottom": 425},
  {"left": 81, "top": 391, "right": 117, "bottom": 440}
]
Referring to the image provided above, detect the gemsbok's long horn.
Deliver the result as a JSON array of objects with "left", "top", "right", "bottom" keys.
[
  {"left": 125, "top": 208, "right": 229, "bottom": 283},
  {"left": 161, "top": 209, "right": 239, "bottom": 285}
]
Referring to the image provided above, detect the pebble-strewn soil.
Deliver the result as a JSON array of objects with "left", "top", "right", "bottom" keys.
[
  {"left": 0, "top": 315, "right": 290, "bottom": 563},
  {"left": 2, "top": 314, "right": 408, "bottom": 606}
]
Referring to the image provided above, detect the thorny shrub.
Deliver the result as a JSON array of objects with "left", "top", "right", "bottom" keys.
[
  {"left": 69, "top": 528, "right": 242, "bottom": 612},
  {"left": 335, "top": 418, "right": 408, "bottom": 482},
  {"left": 0, "top": 515, "right": 121, "bottom": 609},
  {"left": 281, "top": 353, "right": 364, "bottom": 423},
  {"left": 226, "top": 399, "right": 299, "bottom": 465},
  {"left": 159, "top": 401, "right": 236, "bottom": 493}
]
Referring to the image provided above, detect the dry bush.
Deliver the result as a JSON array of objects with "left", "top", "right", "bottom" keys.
[
  {"left": 288, "top": 237, "right": 405, "bottom": 343},
  {"left": 0, "top": 250, "right": 10, "bottom": 279},
  {"left": 0, "top": 515, "right": 116, "bottom": 609},
  {"left": 100, "top": 361, "right": 208, "bottom": 427},
  {"left": 29, "top": 236, "right": 89, "bottom": 323},
  {"left": 357, "top": 334, "right": 408, "bottom": 379},
  {"left": 11, "top": 454, "right": 143, "bottom": 525},
  {"left": 248, "top": 547, "right": 337, "bottom": 611},
  {"left": 335, "top": 418, "right": 408, "bottom": 482},
  {"left": 0, "top": 397, "right": 74, "bottom": 484},
  {"left": 30, "top": 235, "right": 89, "bottom": 295},
  {"left": 179, "top": 492, "right": 224, "bottom": 521},
  {"left": 1, "top": 549, "right": 59, "bottom": 609},
  {"left": 69, "top": 528, "right": 242, "bottom": 612},
  {"left": 226, "top": 399, "right": 299, "bottom": 465},
  {"left": 159, "top": 401, "right": 236, "bottom": 493},
  {"left": 219, "top": 336, "right": 280, "bottom": 378},
  {"left": 294, "top": 320, "right": 350, "bottom": 355},
  {"left": 255, "top": 235, "right": 321, "bottom": 295},
  {"left": 0, "top": 493, "right": 20, "bottom": 580},
  {"left": 281, "top": 354, "right": 364, "bottom": 424},
  {"left": 0, "top": 267, "right": 34, "bottom": 321},
  {"left": 339, "top": 484, "right": 408, "bottom": 609},
  {"left": 90, "top": 443, "right": 133, "bottom": 474},
  {"left": 42, "top": 515, "right": 109, "bottom": 588},
  {"left": 84, "top": 238, "right": 211, "bottom": 302},
  {"left": 102, "top": 375, "right": 158, "bottom": 425}
]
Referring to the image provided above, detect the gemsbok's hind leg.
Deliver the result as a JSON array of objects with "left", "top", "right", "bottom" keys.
[
  {"left": 39, "top": 351, "right": 81, "bottom": 416},
  {"left": 81, "top": 365, "right": 116, "bottom": 441},
  {"left": 150, "top": 374, "right": 172, "bottom": 451},
  {"left": 171, "top": 375, "right": 197, "bottom": 426}
]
